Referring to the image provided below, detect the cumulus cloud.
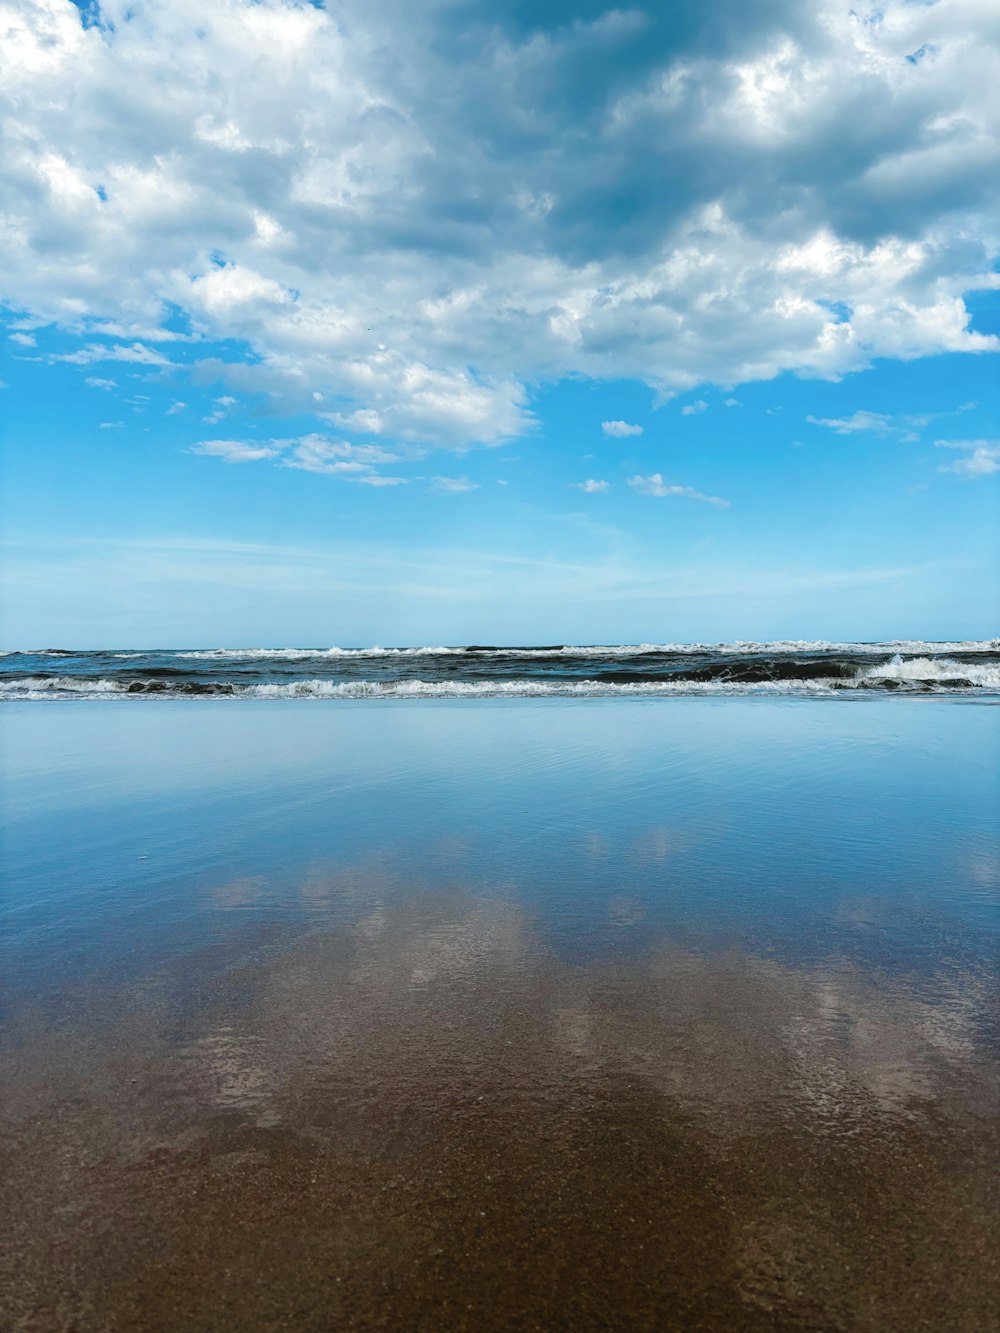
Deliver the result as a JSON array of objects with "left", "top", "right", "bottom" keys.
[
  {"left": 8, "top": 331, "right": 35, "bottom": 347},
  {"left": 602, "top": 420, "right": 644, "bottom": 438},
  {"left": 681, "top": 400, "right": 707, "bottom": 415},
  {"left": 572, "top": 479, "right": 610, "bottom": 493},
  {"left": 85, "top": 376, "right": 116, "bottom": 389},
  {"left": 2, "top": 0, "right": 999, "bottom": 450},
  {"left": 628, "top": 474, "right": 730, "bottom": 507},
  {"left": 935, "top": 439, "right": 1000, "bottom": 476}
]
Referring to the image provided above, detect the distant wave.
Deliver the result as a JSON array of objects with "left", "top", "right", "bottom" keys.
[
  {"left": 159, "top": 639, "right": 1000, "bottom": 659},
  {"left": 3, "top": 639, "right": 999, "bottom": 660},
  {"left": 3, "top": 655, "right": 999, "bottom": 700}
]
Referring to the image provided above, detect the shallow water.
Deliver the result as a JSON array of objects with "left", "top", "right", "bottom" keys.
[{"left": 2, "top": 698, "right": 998, "bottom": 1330}]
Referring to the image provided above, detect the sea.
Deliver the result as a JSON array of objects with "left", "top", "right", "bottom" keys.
[{"left": 3, "top": 637, "right": 999, "bottom": 699}]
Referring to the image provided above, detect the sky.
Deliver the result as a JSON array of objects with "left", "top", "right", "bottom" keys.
[{"left": 1, "top": 0, "right": 998, "bottom": 647}]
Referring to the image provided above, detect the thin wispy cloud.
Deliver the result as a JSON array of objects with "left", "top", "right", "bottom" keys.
[
  {"left": 571, "top": 480, "right": 610, "bottom": 493},
  {"left": 202, "top": 395, "right": 237, "bottom": 425},
  {"left": 431, "top": 477, "right": 480, "bottom": 493},
  {"left": 807, "top": 410, "right": 904, "bottom": 437},
  {"left": 628, "top": 475, "right": 730, "bottom": 507},
  {"left": 191, "top": 439, "right": 282, "bottom": 463},
  {"left": 808, "top": 405, "right": 982, "bottom": 444},
  {"left": 190, "top": 433, "right": 410, "bottom": 480},
  {"left": 52, "top": 342, "right": 172, "bottom": 367},
  {"left": 681, "top": 400, "right": 707, "bottom": 416}
]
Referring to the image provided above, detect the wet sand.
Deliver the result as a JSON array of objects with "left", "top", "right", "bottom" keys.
[
  {"left": 3, "top": 891, "right": 998, "bottom": 1331},
  {"left": 2, "top": 700, "right": 998, "bottom": 1330}
]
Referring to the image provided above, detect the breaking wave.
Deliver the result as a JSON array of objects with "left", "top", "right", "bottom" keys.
[
  {"left": 162, "top": 639, "right": 1000, "bottom": 660},
  {"left": 3, "top": 653, "right": 999, "bottom": 700}
]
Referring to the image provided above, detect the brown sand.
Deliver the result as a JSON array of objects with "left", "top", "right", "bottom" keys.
[{"left": 2, "top": 889, "right": 998, "bottom": 1331}]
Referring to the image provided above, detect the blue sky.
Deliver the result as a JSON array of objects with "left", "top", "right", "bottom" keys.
[{"left": 1, "top": 0, "right": 998, "bottom": 647}]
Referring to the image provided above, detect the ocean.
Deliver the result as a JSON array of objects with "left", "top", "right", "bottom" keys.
[{"left": 3, "top": 637, "right": 1000, "bottom": 698}]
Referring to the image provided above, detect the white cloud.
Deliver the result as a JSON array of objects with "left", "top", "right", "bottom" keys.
[
  {"left": 602, "top": 420, "right": 644, "bottom": 438},
  {"left": 571, "top": 479, "right": 610, "bottom": 493},
  {"left": 52, "top": 342, "right": 171, "bottom": 367},
  {"left": 190, "top": 431, "right": 412, "bottom": 481},
  {"left": 202, "top": 394, "right": 238, "bottom": 425},
  {"left": 1, "top": 0, "right": 998, "bottom": 449},
  {"left": 85, "top": 376, "right": 117, "bottom": 389},
  {"left": 285, "top": 435, "right": 403, "bottom": 473},
  {"left": 807, "top": 410, "right": 897, "bottom": 435},
  {"left": 9, "top": 331, "right": 35, "bottom": 347},
  {"left": 681, "top": 399, "right": 707, "bottom": 416},
  {"left": 166, "top": 401, "right": 187, "bottom": 414},
  {"left": 807, "top": 409, "right": 924, "bottom": 442},
  {"left": 191, "top": 439, "right": 281, "bottom": 463},
  {"left": 98, "top": 421, "right": 122, "bottom": 429},
  {"left": 723, "top": 398, "right": 741, "bottom": 407},
  {"left": 628, "top": 474, "right": 730, "bottom": 507},
  {"left": 430, "top": 476, "right": 479, "bottom": 493},
  {"left": 936, "top": 439, "right": 1000, "bottom": 476}
]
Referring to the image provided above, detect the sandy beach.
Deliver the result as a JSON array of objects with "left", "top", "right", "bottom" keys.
[{"left": 2, "top": 699, "right": 998, "bottom": 1330}]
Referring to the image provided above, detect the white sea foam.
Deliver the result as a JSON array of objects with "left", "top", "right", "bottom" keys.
[
  {"left": 0, "top": 677, "right": 838, "bottom": 700},
  {"left": 1, "top": 676, "right": 129, "bottom": 695},
  {"left": 4, "top": 664, "right": 999, "bottom": 701},
  {"left": 857, "top": 655, "right": 1000, "bottom": 688},
  {"left": 167, "top": 639, "right": 1000, "bottom": 660},
  {"left": 172, "top": 646, "right": 466, "bottom": 660}
]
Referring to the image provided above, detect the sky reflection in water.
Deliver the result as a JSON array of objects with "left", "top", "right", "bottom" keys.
[{"left": 3, "top": 698, "right": 997, "bottom": 990}]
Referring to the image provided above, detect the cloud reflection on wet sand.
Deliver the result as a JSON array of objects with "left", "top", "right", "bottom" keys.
[{"left": 2, "top": 876, "right": 997, "bottom": 1332}]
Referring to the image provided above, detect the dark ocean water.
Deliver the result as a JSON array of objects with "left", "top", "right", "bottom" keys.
[{"left": 2, "top": 639, "right": 999, "bottom": 699}]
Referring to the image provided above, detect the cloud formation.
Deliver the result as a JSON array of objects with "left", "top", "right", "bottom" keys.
[
  {"left": 602, "top": 420, "right": 644, "bottom": 438},
  {"left": 2, "top": 0, "right": 998, "bottom": 450},
  {"left": 192, "top": 439, "right": 282, "bottom": 463},
  {"left": 628, "top": 474, "right": 730, "bottom": 507},
  {"left": 572, "top": 479, "right": 610, "bottom": 493},
  {"left": 191, "top": 432, "right": 414, "bottom": 482},
  {"left": 431, "top": 476, "right": 480, "bottom": 493},
  {"left": 935, "top": 439, "right": 1000, "bottom": 477}
]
